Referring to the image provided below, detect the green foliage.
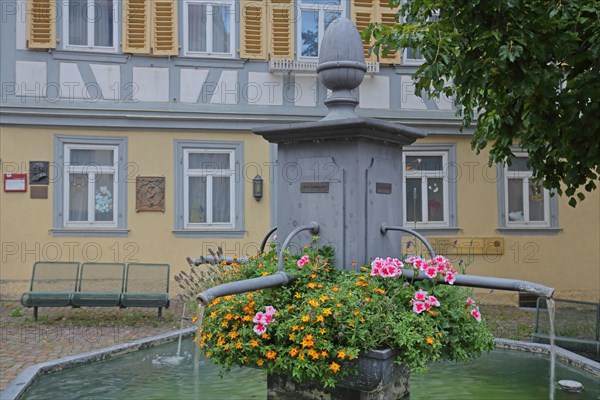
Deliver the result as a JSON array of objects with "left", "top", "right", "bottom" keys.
[
  {"left": 199, "top": 246, "right": 494, "bottom": 387},
  {"left": 10, "top": 308, "right": 23, "bottom": 317},
  {"left": 366, "top": 0, "right": 600, "bottom": 206}
]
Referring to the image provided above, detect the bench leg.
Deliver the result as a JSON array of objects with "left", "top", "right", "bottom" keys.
[
  {"left": 158, "top": 307, "right": 162, "bottom": 319},
  {"left": 33, "top": 307, "right": 38, "bottom": 321}
]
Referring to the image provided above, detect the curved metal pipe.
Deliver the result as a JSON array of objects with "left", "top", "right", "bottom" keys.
[
  {"left": 278, "top": 222, "right": 320, "bottom": 271},
  {"left": 197, "top": 271, "right": 295, "bottom": 306},
  {"left": 259, "top": 227, "right": 278, "bottom": 254},
  {"left": 380, "top": 223, "right": 436, "bottom": 259},
  {"left": 401, "top": 269, "right": 554, "bottom": 298}
]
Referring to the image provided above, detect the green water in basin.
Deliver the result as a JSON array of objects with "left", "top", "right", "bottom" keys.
[{"left": 23, "top": 340, "right": 599, "bottom": 399}]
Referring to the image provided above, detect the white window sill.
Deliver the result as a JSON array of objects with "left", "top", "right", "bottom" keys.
[
  {"left": 51, "top": 228, "right": 130, "bottom": 237},
  {"left": 173, "top": 229, "right": 246, "bottom": 238},
  {"left": 63, "top": 46, "right": 118, "bottom": 54},
  {"left": 496, "top": 227, "right": 562, "bottom": 235}
]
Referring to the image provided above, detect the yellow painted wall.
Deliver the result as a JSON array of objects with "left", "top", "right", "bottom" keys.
[
  {"left": 414, "top": 136, "right": 600, "bottom": 304},
  {"left": 1, "top": 129, "right": 598, "bottom": 304},
  {"left": 0, "top": 126, "right": 273, "bottom": 297}
]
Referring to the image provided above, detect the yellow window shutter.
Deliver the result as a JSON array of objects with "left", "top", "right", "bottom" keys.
[
  {"left": 268, "top": 0, "right": 294, "bottom": 59},
  {"left": 25, "top": 0, "right": 56, "bottom": 49},
  {"left": 377, "top": 0, "right": 400, "bottom": 64},
  {"left": 152, "top": 0, "right": 179, "bottom": 56},
  {"left": 351, "top": 0, "right": 377, "bottom": 62},
  {"left": 240, "top": 0, "right": 267, "bottom": 59},
  {"left": 122, "top": 0, "right": 151, "bottom": 54}
]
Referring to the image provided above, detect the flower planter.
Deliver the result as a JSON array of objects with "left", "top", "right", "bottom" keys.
[{"left": 267, "top": 349, "right": 410, "bottom": 400}]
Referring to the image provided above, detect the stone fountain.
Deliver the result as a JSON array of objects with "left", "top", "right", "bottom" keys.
[{"left": 197, "top": 16, "right": 554, "bottom": 400}]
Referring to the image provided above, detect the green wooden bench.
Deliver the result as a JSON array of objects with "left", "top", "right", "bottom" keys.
[{"left": 20, "top": 262, "right": 170, "bottom": 320}]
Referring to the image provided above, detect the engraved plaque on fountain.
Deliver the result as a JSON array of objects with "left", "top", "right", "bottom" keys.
[{"left": 281, "top": 157, "right": 344, "bottom": 258}]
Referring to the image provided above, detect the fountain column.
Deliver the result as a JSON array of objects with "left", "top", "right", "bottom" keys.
[{"left": 254, "top": 17, "right": 425, "bottom": 270}]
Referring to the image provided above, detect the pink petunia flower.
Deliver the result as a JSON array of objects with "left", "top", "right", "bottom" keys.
[
  {"left": 414, "top": 289, "right": 428, "bottom": 301},
  {"left": 413, "top": 301, "right": 426, "bottom": 314},
  {"left": 445, "top": 271, "right": 456, "bottom": 285},
  {"left": 253, "top": 312, "right": 266, "bottom": 324},
  {"left": 253, "top": 323, "right": 267, "bottom": 335},
  {"left": 466, "top": 297, "right": 476, "bottom": 306},
  {"left": 265, "top": 306, "right": 277, "bottom": 316},
  {"left": 434, "top": 255, "right": 448, "bottom": 265},
  {"left": 470, "top": 307, "right": 482, "bottom": 322},
  {"left": 414, "top": 258, "right": 426, "bottom": 270},
  {"left": 297, "top": 254, "right": 310, "bottom": 269},
  {"left": 404, "top": 256, "right": 417, "bottom": 264},
  {"left": 427, "top": 295, "right": 440, "bottom": 307},
  {"left": 425, "top": 266, "right": 438, "bottom": 279}
]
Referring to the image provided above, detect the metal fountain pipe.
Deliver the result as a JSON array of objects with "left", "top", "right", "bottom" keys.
[
  {"left": 401, "top": 269, "right": 555, "bottom": 298},
  {"left": 260, "top": 226, "right": 278, "bottom": 254},
  {"left": 278, "top": 222, "right": 320, "bottom": 271},
  {"left": 380, "top": 223, "right": 554, "bottom": 298},
  {"left": 381, "top": 223, "right": 436, "bottom": 259},
  {"left": 197, "top": 271, "right": 295, "bottom": 306}
]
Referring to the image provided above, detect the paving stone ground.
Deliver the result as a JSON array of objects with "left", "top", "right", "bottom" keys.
[
  {"left": 0, "top": 299, "right": 538, "bottom": 393},
  {"left": 0, "top": 300, "right": 191, "bottom": 392}
]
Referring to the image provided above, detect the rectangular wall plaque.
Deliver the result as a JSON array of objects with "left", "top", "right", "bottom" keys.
[
  {"left": 376, "top": 182, "right": 392, "bottom": 194},
  {"left": 300, "top": 182, "right": 330, "bottom": 193},
  {"left": 30, "top": 186, "right": 48, "bottom": 199},
  {"left": 136, "top": 176, "right": 165, "bottom": 212}
]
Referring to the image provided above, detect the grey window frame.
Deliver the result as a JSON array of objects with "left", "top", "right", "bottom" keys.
[
  {"left": 496, "top": 151, "right": 560, "bottom": 235},
  {"left": 174, "top": 140, "right": 245, "bottom": 238},
  {"left": 402, "top": 143, "right": 459, "bottom": 235},
  {"left": 52, "top": 135, "right": 129, "bottom": 237}
]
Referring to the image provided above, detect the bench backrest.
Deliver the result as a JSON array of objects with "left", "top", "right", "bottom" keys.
[
  {"left": 124, "top": 263, "right": 170, "bottom": 293},
  {"left": 77, "top": 263, "right": 126, "bottom": 292},
  {"left": 29, "top": 262, "right": 80, "bottom": 292}
]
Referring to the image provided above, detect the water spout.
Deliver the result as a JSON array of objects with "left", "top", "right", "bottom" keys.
[
  {"left": 196, "top": 271, "right": 295, "bottom": 306},
  {"left": 401, "top": 269, "right": 554, "bottom": 298}
]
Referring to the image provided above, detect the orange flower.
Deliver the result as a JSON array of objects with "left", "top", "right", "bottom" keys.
[
  {"left": 261, "top": 333, "right": 271, "bottom": 340},
  {"left": 265, "top": 350, "right": 277, "bottom": 359},
  {"left": 374, "top": 288, "right": 386, "bottom": 295},
  {"left": 246, "top": 293, "right": 254, "bottom": 300},
  {"left": 316, "top": 315, "right": 325, "bottom": 323},
  {"left": 221, "top": 321, "right": 229, "bottom": 328},
  {"left": 257, "top": 263, "right": 263, "bottom": 269},
  {"left": 337, "top": 350, "right": 346, "bottom": 360},
  {"left": 302, "top": 315, "right": 310, "bottom": 323},
  {"left": 319, "top": 295, "right": 329, "bottom": 302},
  {"left": 229, "top": 331, "right": 239, "bottom": 339},
  {"left": 307, "top": 282, "right": 317, "bottom": 289},
  {"left": 319, "top": 328, "right": 326, "bottom": 335},
  {"left": 310, "top": 273, "right": 317, "bottom": 279},
  {"left": 235, "top": 341, "right": 243, "bottom": 349},
  {"left": 308, "top": 299, "right": 320, "bottom": 307},
  {"left": 250, "top": 339, "right": 259, "bottom": 348},
  {"left": 289, "top": 333, "right": 296, "bottom": 341},
  {"left": 262, "top": 272, "right": 270, "bottom": 276},
  {"left": 320, "top": 350, "right": 328, "bottom": 357},
  {"left": 426, "top": 337, "right": 434, "bottom": 345},
  {"left": 256, "top": 359, "right": 264, "bottom": 366},
  {"left": 242, "top": 315, "right": 252, "bottom": 322},
  {"left": 301, "top": 334, "right": 315, "bottom": 348},
  {"left": 295, "top": 292, "right": 302, "bottom": 299},
  {"left": 191, "top": 316, "right": 198, "bottom": 323},
  {"left": 298, "top": 351, "right": 305, "bottom": 360},
  {"left": 323, "top": 308, "right": 332, "bottom": 316},
  {"left": 209, "top": 311, "right": 218, "bottom": 318},
  {"left": 292, "top": 325, "right": 300, "bottom": 331},
  {"left": 437, "top": 332, "right": 443, "bottom": 338},
  {"left": 428, "top": 310, "right": 436, "bottom": 316},
  {"left": 332, "top": 286, "right": 340, "bottom": 292},
  {"left": 364, "top": 297, "right": 372, "bottom": 302},
  {"left": 290, "top": 348, "right": 299, "bottom": 357},
  {"left": 330, "top": 362, "right": 341, "bottom": 373},
  {"left": 225, "top": 313, "right": 233, "bottom": 321}
]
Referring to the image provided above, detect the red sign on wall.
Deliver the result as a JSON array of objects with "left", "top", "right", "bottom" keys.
[{"left": 3, "top": 174, "right": 28, "bottom": 192}]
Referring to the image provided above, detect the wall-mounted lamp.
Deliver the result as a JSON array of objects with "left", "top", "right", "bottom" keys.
[{"left": 253, "top": 175, "right": 263, "bottom": 201}]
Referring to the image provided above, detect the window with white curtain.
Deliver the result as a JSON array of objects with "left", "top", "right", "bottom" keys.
[
  {"left": 298, "top": 0, "right": 344, "bottom": 59},
  {"left": 63, "top": 144, "right": 118, "bottom": 227},
  {"left": 504, "top": 155, "right": 551, "bottom": 226},
  {"left": 63, "top": 0, "right": 118, "bottom": 51},
  {"left": 184, "top": 149, "right": 235, "bottom": 228},
  {"left": 403, "top": 151, "right": 450, "bottom": 227},
  {"left": 184, "top": 0, "right": 235, "bottom": 57}
]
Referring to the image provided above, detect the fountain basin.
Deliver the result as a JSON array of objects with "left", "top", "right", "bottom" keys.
[{"left": 6, "top": 337, "right": 599, "bottom": 400}]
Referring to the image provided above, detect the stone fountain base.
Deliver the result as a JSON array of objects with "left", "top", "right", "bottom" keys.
[{"left": 267, "top": 349, "right": 409, "bottom": 400}]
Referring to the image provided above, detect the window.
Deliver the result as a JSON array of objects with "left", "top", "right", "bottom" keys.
[
  {"left": 499, "top": 154, "right": 557, "bottom": 229},
  {"left": 53, "top": 136, "right": 128, "bottom": 236},
  {"left": 63, "top": 0, "right": 118, "bottom": 51},
  {"left": 402, "top": 144, "right": 457, "bottom": 230},
  {"left": 298, "top": 0, "right": 344, "bottom": 58},
  {"left": 174, "top": 141, "right": 244, "bottom": 237},
  {"left": 402, "top": 3, "right": 439, "bottom": 64},
  {"left": 184, "top": 0, "right": 235, "bottom": 57}
]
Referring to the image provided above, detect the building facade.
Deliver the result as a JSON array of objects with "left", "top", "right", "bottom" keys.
[{"left": 1, "top": 0, "right": 598, "bottom": 303}]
